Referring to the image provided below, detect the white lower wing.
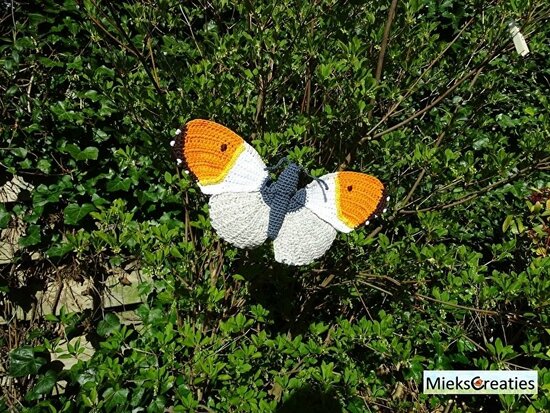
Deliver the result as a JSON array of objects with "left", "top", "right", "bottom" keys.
[
  {"left": 273, "top": 208, "right": 337, "bottom": 265},
  {"left": 208, "top": 192, "right": 270, "bottom": 249}
]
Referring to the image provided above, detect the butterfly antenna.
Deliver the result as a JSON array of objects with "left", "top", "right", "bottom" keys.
[
  {"left": 265, "top": 156, "right": 290, "bottom": 171},
  {"left": 302, "top": 168, "right": 329, "bottom": 202}
]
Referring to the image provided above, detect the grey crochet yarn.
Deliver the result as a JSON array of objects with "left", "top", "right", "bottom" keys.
[{"left": 174, "top": 119, "right": 386, "bottom": 266}]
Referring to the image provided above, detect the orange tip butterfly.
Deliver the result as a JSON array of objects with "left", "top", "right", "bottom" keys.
[{"left": 172, "top": 119, "right": 387, "bottom": 265}]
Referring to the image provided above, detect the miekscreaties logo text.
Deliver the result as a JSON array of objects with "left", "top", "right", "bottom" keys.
[{"left": 423, "top": 370, "right": 537, "bottom": 395}]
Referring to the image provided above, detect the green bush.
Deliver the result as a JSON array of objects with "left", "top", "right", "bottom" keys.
[{"left": 1, "top": 0, "right": 549, "bottom": 411}]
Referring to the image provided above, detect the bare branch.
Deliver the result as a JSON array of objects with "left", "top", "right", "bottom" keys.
[
  {"left": 366, "top": 0, "right": 399, "bottom": 123},
  {"left": 401, "top": 156, "right": 550, "bottom": 214}
]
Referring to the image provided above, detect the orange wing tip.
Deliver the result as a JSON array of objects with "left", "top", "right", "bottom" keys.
[
  {"left": 197, "top": 143, "right": 245, "bottom": 185},
  {"left": 177, "top": 119, "right": 248, "bottom": 185},
  {"left": 336, "top": 172, "right": 387, "bottom": 229}
]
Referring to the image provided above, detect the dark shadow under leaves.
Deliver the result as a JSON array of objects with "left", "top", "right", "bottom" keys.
[{"left": 276, "top": 384, "right": 342, "bottom": 413}]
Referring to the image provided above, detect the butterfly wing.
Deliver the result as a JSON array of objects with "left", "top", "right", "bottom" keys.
[
  {"left": 172, "top": 119, "right": 271, "bottom": 247},
  {"left": 303, "top": 172, "right": 386, "bottom": 233},
  {"left": 273, "top": 207, "right": 337, "bottom": 265},
  {"left": 272, "top": 171, "right": 386, "bottom": 265},
  {"left": 209, "top": 191, "right": 270, "bottom": 249},
  {"left": 173, "top": 119, "right": 268, "bottom": 195}
]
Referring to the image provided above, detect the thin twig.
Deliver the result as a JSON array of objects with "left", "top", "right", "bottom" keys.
[
  {"left": 399, "top": 126, "right": 449, "bottom": 208},
  {"left": 396, "top": 65, "right": 485, "bottom": 212},
  {"left": 89, "top": 0, "right": 168, "bottom": 108},
  {"left": 416, "top": 293, "right": 499, "bottom": 316},
  {"left": 367, "top": 0, "right": 399, "bottom": 121},
  {"left": 339, "top": 17, "right": 476, "bottom": 169},
  {"left": 369, "top": 49, "right": 501, "bottom": 141},
  {"left": 147, "top": 37, "right": 160, "bottom": 88},
  {"left": 179, "top": 5, "right": 203, "bottom": 57},
  {"left": 87, "top": 13, "right": 139, "bottom": 58},
  {"left": 372, "top": 16, "right": 473, "bottom": 126},
  {"left": 401, "top": 156, "right": 550, "bottom": 214}
]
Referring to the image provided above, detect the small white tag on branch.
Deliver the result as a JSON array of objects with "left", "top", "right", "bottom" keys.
[{"left": 508, "top": 21, "right": 529, "bottom": 57}]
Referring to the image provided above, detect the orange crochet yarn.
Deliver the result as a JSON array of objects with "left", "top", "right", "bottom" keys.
[
  {"left": 182, "top": 119, "right": 245, "bottom": 185},
  {"left": 171, "top": 118, "right": 388, "bottom": 265},
  {"left": 335, "top": 172, "right": 385, "bottom": 228}
]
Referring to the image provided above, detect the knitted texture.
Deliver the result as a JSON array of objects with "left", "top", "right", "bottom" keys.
[
  {"left": 182, "top": 119, "right": 245, "bottom": 184},
  {"left": 335, "top": 172, "right": 385, "bottom": 228},
  {"left": 273, "top": 207, "right": 337, "bottom": 266},
  {"left": 173, "top": 119, "right": 268, "bottom": 194},
  {"left": 209, "top": 191, "right": 269, "bottom": 249},
  {"left": 303, "top": 172, "right": 386, "bottom": 233},
  {"left": 197, "top": 143, "right": 268, "bottom": 195},
  {"left": 172, "top": 119, "right": 387, "bottom": 265},
  {"left": 260, "top": 163, "right": 301, "bottom": 239}
]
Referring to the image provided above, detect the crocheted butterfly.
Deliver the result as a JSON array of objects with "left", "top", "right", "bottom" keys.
[{"left": 171, "top": 119, "right": 388, "bottom": 265}]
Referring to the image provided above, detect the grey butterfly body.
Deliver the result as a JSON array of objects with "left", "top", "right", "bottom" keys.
[{"left": 208, "top": 162, "right": 336, "bottom": 265}]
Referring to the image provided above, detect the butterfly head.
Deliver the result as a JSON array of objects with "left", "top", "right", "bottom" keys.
[{"left": 275, "top": 162, "right": 302, "bottom": 194}]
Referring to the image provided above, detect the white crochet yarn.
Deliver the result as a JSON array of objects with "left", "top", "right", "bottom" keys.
[
  {"left": 273, "top": 207, "right": 337, "bottom": 266},
  {"left": 209, "top": 191, "right": 270, "bottom": 249},
  {"left": 303, "top": 173, "right": 353, "bottom": 233},
  {"left": 199, "top": 142, "right": 268, "bottom": 195}
]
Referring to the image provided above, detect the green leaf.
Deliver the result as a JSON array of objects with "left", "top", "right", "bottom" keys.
[
  {"left": 37, "top": 159, "right": 52, "bottom": 174},
  {"left": 46, "top": 243, "right": 74, "bottom": 258},
  {"left": 106, "top": 178, "right": 132, "bottom": 192},
  {"left": 77, "top": 369, "right": 98, "bottom": 389},
  {"left": 0, "top": 206, "right": 11, "bottom": 229},
  {"left": 502, "top": 215, "right": 514, "bottom": 233},
  {"left": 148, "top": 396, "right": 166, "bottom": 412},
  {"left": 11, "top": 147, "right": 28, "bottom": 158},
  {"left": 63, "top": 203, "right": 96, "bottom": 225},
  {"left": 6, "top": 85, "right": 19, "bottom": 96},
  {"left": 84, "top": 89, "right": 99, "bottom": 101},
  {"left": 19, "top": 225, "right": 41, "bottom": 247},
  {"left": 9, "top": 346, "right": 46, "bottom": 377},
  {"left": 60, "top": 143, "right": 82, "bottom": 159},
  {"left": 78, "top": 146, "right": 99, "bottom": 160},
  {"left": 103, "top": 388, "right": 129, "bottom": 408},
  {"left": 97, "top": 313, "right": 120, "bottom": 337},
  {"left": 60, "top": 144, "right": 98, "bottom": 161},
  {"left": 26, "top": 370, "right": 57, "bottom": 400}
]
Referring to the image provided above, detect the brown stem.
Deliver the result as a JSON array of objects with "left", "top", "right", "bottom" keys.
[
  {"left": 415, "top": 293, "right": 498, "bottom": 316},
  {"left": 367, "top": 0, "right": 399, "bottom": 121},
  {"left": 401, "top": 156, "right": 550, "bottom": 214},
  {"left": 397, "top": 65, "right": 484, "bottom": 211},
  {"left": 89, "top": 0, "right": 167, "bottom": 107},
  {"left": 339, "top": 16, "right": 476, "bottom": 169},
  {"left": 255, "top": 75, "right": 266, "bottom": 125},
  {"left": 375, "top": 0, "right": 399, "bottom": 84}
]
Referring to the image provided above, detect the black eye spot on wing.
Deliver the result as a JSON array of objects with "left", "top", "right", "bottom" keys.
[
  {"left": 347, "top": 185, "right": 353, "bottom": 192},
  {"left": 220, "top": 143, "right": 228, "bottom": 152}
]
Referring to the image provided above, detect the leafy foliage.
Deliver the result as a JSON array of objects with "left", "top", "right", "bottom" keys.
[{"left": 1, "top": 0, "right": 549, "bottom": 412}]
